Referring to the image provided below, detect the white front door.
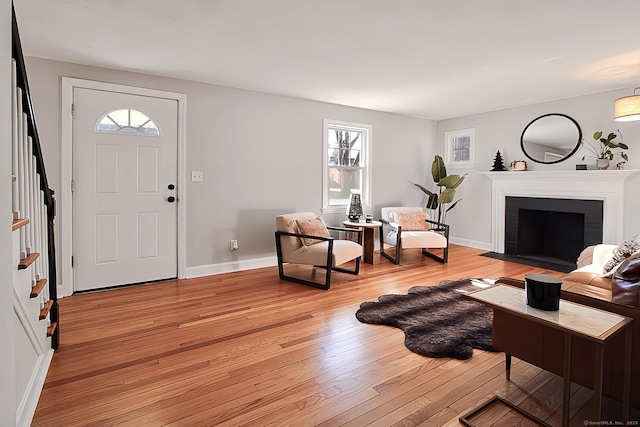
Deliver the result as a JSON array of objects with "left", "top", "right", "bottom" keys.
[{"left": 72, "top": 88, "right": 178, "bottom": 291}]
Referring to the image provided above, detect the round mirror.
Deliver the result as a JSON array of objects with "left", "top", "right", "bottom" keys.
[{"left": 520, "top": 113, "right": 582, "bottom": 164}]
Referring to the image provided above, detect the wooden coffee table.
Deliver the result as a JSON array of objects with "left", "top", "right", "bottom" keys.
[{"left": 466, "top": 284, "right": 632, "bottom": 426}]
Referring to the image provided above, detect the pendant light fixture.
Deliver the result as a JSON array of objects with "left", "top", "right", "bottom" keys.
[{"left": 614, "top": 87, "right": 640, "bottom": 122}]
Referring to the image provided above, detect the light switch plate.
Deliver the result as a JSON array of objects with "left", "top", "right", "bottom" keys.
[{"left": 191, "top": 171, "right": 203, "bottom": 182}]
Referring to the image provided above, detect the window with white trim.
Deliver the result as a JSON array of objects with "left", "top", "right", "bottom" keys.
[
  {"left": 322, "top": 119, "right": 371, "bottom": 213},
  {"left": 444, "top": 128, "right": 475, "bottom": 167}
]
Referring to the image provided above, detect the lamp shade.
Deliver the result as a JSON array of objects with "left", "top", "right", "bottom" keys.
[{"left": 614, "top": 91, "right": 640, "bottom": 122}]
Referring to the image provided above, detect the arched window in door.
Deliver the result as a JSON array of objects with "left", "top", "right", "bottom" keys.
[{"left": 96, "top": 109, "right": 160, "bottom": 136}]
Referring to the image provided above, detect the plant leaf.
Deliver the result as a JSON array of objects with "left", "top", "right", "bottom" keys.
[
  {"left": 426, "top": 194, "right": 439, "bottom": 210},
  {"left": 431, "top": 155, "right": 447, "bottom": 183},
  {"left": 445, "top": 199, "right": 462, "bottom": 212},
  {"left": 412, "top": 183, "right": 434, "bottom": 196},
  {"left": 439, "top": 188, "right": 456, "bottom": 204},
  {"left": 451, "top": 173, "right": 468, "bottom": 189},
  {"left": 438, "top": 174, "right": 463, "bottom": 189},
  {"left": 593, "top": 131, "right": 602, "bottom": 140}
]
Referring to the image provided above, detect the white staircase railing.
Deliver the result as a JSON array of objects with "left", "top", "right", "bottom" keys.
[{"left": 11, "top": 5, "right": 58, "bottom": 349}]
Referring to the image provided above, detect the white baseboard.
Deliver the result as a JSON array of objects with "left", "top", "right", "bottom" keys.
[
  {"left": 449, "top": 237, "right": 492, "bottom": 252},
  {"left": 185, "top": 240, "right": 495, "bottom": 279},
  {"left": 17, "top": 349, "right": 54, "bottom": 427},
  {"left": 185, "top": 256, "right": 278, "bottom": 279}
]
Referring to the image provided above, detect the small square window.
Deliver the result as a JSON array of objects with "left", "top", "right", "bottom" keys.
[{"left": 444, "top": 128, "right": 475, "bottom": 167}]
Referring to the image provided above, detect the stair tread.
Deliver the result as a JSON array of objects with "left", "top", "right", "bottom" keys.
[
  {"left": 47, "top": 322, "right": 57, "bottom": 337},
  {"left": 12, "top": 218, "right": 29, "bottom": 231},
  {"left": 18, "top": 252, "right": 39, "bottom": 270},
  {"left": 39, "top": 300, "right": 53, "bottom": 320},
  {"left": 31, "top": 278, "right": 48, "bottom": 298}
]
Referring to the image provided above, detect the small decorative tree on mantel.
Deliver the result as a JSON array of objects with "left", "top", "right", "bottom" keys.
[{"left": 491, "top": 150, "right": 507, "bottom": 171}]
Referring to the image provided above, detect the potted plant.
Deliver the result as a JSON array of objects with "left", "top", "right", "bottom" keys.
[
  {"left": 412, "top": 155, "right": 467, "bottom": 226},
  {"left": 581, "top": 130, "right": 628, "bottom": 170}
]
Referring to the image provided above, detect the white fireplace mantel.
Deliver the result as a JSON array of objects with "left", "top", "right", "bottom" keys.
[{"left": 479, "top": 170, "right": 640, "bottom": 253}]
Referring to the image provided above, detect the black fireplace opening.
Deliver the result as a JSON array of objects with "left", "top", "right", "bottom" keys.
[
  {"left": 517, "top": 210, "right": 584, "bottom": 263},
  {"left": 503, "top": 197, "right": 603, "bottom": 272}
]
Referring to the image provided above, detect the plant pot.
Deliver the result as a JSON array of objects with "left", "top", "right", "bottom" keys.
[{"left": 596, "top": 158, "right": 610, "bottom": 170}]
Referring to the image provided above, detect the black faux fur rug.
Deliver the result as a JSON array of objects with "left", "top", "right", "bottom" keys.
[{"left": 355, "top": 278, "right": 497, "bottom": 360}]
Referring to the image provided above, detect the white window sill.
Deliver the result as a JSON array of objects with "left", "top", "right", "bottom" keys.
[{"left": 447, "top": 162, "right": 476, "bottom": 169}]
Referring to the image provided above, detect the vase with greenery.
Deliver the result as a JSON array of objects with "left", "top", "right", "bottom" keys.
[
  {"left": 412, "top": 155, "right": 467, "bottom": 226},
  {"left": 581, "top": 130, "right": 628, "bottom": 169}
]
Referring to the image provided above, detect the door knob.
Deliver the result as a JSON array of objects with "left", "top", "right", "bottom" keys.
[
  {"left": 167, "top": 196, "right": 176, "bottom": 203},
  {"left": 168, "top": 184, "right": 175, "bottom": 190}
]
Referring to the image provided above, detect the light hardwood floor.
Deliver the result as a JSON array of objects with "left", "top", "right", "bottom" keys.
[{"left": 32, "top": 245, "right": 637, "bottom": 426}]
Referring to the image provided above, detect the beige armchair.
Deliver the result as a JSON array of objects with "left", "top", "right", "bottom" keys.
[
  {"left": 275, "top": 212, "right": 363, "bottom": 290},
  {"left": 379, "top": 207, "right": 449, "bottom": 264}
]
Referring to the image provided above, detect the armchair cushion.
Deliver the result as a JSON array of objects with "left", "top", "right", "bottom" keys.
[
  {"left": 295, "top": 216, "right": 330, "bottom": 246},
  {"left": 390, "top": 211, "right": 429, "bottom": 231},
  {"left": 285, "top": 240, "right": 363, "bottom": 266},
  {"left": 384, "top": 229, "right": 447, "bottom": 248},
  {"left": 381, "top": 206, "right": 424, "bottom": 222},
  {"left": 275, "top": 212, "right": 317, "bottom": 257}
]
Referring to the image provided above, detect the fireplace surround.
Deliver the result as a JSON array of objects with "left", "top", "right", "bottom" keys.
[{"left": 482, "top": 170, "right": 640, "bottom": 258}]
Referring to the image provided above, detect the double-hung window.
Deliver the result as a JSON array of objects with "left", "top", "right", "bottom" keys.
[{"left": 322, "top": 119, "right": 371, "bottom": 213}]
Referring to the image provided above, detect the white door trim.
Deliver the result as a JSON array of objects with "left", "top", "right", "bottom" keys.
[{"left": 60, "top": 77, "right": 187, "bottom": 297}]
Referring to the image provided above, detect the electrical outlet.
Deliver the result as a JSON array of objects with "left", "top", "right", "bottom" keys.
[
  {"left": 230, "top": 240, "right": 238, "bottom": 251},
  {"left": 191, "top": 171, "right": 203, "bottom": 182}
]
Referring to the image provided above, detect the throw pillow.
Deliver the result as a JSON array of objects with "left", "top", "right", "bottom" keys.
[
  {"left": 390, "top": 212, "right": 429, "bottom": 231},
  {"left": 602, "top": 235, "right": 640, "bottom": 276},
  {"left": 295, "top": 217, "right": 331, "bottom": 246},
  {"left": 576, "top": 245, "right": 595, "bottom": 269}
]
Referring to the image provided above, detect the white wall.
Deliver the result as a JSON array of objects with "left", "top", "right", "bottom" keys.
[
  {"left": 23, "top": 57, "right": 437, "bottom": 285},
  {"left": 438, "top": 90, "right": 640, "bottom": 249},
  {"left": 25, "top": 55, "right": 640, "bottom": 289},
  {"left": 1, "top": 1, "right": 18, "bottom": 425}
]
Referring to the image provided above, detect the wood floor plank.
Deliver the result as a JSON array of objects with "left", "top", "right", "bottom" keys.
[{"left": 31, "top": 245, "right": 639, "bottom": 426}]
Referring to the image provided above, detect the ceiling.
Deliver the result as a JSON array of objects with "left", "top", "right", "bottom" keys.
[{"left": 13, "top": 0, "right": 640, "bottom": 121}]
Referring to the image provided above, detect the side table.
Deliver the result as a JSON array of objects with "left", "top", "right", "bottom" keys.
[
  {"left": 466, "top": 284, "right": 632, "bottom": 426},
  {"left": 343, "top": 220, "right": 382, "bottom": 264}
]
